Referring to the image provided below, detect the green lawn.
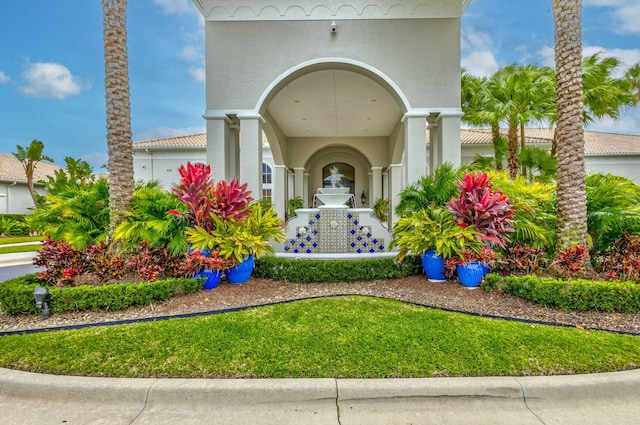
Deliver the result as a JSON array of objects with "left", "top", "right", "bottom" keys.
[
  {"left": 0, "top": 296, "right": 638, "bottom": 378},
  {"left": 0, "top": 236, "right": 43, "bottom": 245}
]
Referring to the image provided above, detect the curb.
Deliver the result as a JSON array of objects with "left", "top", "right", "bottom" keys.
[{"left": 1, "top": 368, "right": 640, "bottom": 424}]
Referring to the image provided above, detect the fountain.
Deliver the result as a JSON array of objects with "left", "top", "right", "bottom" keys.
[
  {"left": 275, "top": 164, "right": 393, "bottom": 257},
  {"left": 313, "top": 165, "right": 354, "bottom": 207}
]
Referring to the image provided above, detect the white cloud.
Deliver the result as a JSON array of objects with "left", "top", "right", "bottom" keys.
[
  {"left": 584, "top": 0, "right": 640, "bottom": 34},
  {"left": 134, "top": 126, "right": 206, "bottom": 142},
  {"left": 18, "top": 62, "right": 84, "bottom": 99},
  {"left": 180, "top": 45, "right": 203, "bottom": 62},
  {"left": 461, "top": 31, "right": 500, "bottom": 77},
  {"left": 188, "top": 66, "right": 206, "bottom": 83},
  {"left": 0, "top": 71, "right": 10, "bottom": 83},
  {"left": 153, "top": 0, "right": 195, "bottom": 14},
  {"left": 537, "top": 46, "right": 555, "bottom": 67},
  {"left": 462, "top": 51, "right": 499, "bottom": 78}
]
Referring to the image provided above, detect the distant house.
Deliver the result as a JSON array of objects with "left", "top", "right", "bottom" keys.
[
  {"left": 461, "top": 128, "right": 640, "bottom": 182},
  {"left": 0, "top": 153, "right": 64, "bottom": 214},
  {"left": 132, "top": 128, "right": 640, "bottom": 205}
]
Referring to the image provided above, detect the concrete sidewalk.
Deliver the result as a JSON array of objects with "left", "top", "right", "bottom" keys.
[
  {"left": 0, "top": 251, "right": 37, "bottom": 267},
  {"left": 1, "top": 367, "right": 640, "bottom": 424}
]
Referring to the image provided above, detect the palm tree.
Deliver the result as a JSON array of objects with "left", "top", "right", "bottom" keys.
[
  {"left": 13, "top": 139, "right": 54, "bottom": 206},
  {"left": 624, "top": 63, "right": 640, "bottom": 100},
  {"left": 102, "top": 0, "right": 134, "bottom": 249},
  {"left": 581, "top": 53, "right": 638, "bottom": 124},
  {"left": 552, "top": 0, "right": 591, "bottom": 273}
]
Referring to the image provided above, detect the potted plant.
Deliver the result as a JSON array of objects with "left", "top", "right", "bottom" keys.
[
  {"left": 390, "top": 206, "right": 481, "bottom": 282},
  {"left": 445, "top": 246, "right": 498, "bottom": 288},
  {"left": 186, "top": 201, "right": 286, "bottom": 284},
  {"left": 184, "top": 249, "right": 234, "bottom": 289},
  {"left": 373, "top": 197, "right": 389, "bottom": 223}
]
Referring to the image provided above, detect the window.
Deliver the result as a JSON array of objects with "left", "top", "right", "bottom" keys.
[{"left": 262, "top": 163, "right": 273, "bottom": 201}]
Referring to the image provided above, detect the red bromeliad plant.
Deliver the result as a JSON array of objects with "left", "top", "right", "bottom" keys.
[
  {"left": 447, "top": 172, "right": 515, "bottom": 248},
  {"left": 169, "top": 162, "right": 253, "bottom": 232}
]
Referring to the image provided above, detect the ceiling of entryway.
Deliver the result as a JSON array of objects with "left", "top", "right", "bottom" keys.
[{"left": 267, "top": 70, "right": 402, "bottom": 138}]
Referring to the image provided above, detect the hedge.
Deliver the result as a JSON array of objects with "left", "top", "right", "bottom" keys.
[
  {"left": 254, "top": 255, "right": 422, "bottom": 283},
  {"left": 0, "top": 275, "right": 203, "bottom": 315},
  {"left": 501, "top": 275, "right": 640, "bottom": 313}
]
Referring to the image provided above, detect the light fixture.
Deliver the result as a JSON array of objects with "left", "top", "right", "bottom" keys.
[
  {"left": 33, "top": 286, "right": 50, "bottom": 320},
  {"left": 360, "top": 191, "right": 367, "bottom": 207},
  {"left": 330, "top": 21, "right": 337, "bottom": 33}
]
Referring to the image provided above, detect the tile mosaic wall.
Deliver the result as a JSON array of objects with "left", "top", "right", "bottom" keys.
[{"left": 283, "top": 209, "right": 386, "bottom": 254}]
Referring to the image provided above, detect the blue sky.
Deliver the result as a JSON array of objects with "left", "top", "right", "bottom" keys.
[{"left": 1, "top": 0, "right": 638, "bottom": 170}]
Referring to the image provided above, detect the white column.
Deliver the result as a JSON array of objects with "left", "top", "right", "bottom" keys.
[
  {"left": 403, "top": 114, "right": 428, "bottom": 185},
  {"left": 293, "top": 167, "right": 305, "bottom": 206},
  {"left": 273, "top": 164, "right": 287, "bottom": 221},
  {"left": 427, "top": 116, "right": 439, "bottom": 174},
  {"left": 437, "top": 112, "right": 463, "bottom": 168},
  {"left": 304, "top": 172, "right": 310, "bottom": 208},
  {"left": 203, "top": 114, "right": 232, "bottom": 182},
  {"left": 237, "top": 114, "right": 263, "bottom": 200},
  {"left": 371, "top": 166, "right": 383, "bottom": 205},
  {"left": 388, "top": 163, "right": 403, "bottom": 226}
]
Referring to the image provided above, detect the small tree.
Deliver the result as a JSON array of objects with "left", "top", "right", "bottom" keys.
[{"left": 13, "top": 139, "right": 54, "bottom": 206}]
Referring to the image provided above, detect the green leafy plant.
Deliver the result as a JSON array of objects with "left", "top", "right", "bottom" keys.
[
  {"left": 394, "top": 163, "right": 461, "bottom": 217},
  {"left": 114, "top": 183, "right": 189, "bottom": 256},
  {"left": 286, "top": 196, "right": 303, "bottom": 219},
  {"left": 389, "top": 206, "right": 481, "bottom": 262},
  {"left": 373, "top": 197, "right": 389, "bottom": 222}
]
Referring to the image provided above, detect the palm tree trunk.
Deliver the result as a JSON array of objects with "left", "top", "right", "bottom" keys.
[
  {"left": 507, "top": 122, "right": 519, "bottom": 179},
  {"left": 552, "top": 0, "right": 592, "bottom": 274},
  {"left": 491, "top": 122, "right": 503, "bottom": 170},
  {"left": 102, "top": 0, "right": 134, "bottom": 251}
]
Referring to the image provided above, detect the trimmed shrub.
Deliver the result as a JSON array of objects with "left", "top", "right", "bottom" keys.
[
  {"left": 254, "top": 255, "right": 422, "bottom": 283},
  {"left": 501, "top": 275, "right": 640, "bottom": 313},
  {"left": 0, "top": 275, "right": 203, "bottom": 315}
]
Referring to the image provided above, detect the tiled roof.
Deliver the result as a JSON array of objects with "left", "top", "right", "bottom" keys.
[
  {"left": 461, "top": 128, "right": 640, "bottom": 155},
  {"left": 133, "top": 133, "right": 206, "bottom": 148},
  {"left": 0, "top": 153, "right": 64, "bottom": 184},
  {"left": 131, "top": 129, "right": 640, "bottom": 156}
]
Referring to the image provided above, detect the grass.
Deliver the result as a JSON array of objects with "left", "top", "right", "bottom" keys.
[
  {"left": 0, "top": 244, "right": 42, "bottom": 254},
  {"left": 0, "top": 236, "right": 43, "bottom": 245},
  {"left": 0, "top": 236, "right": 43, "bottom": 254},
  {"left": 0, "top": 296, "right": 638, "bottom": 378}
]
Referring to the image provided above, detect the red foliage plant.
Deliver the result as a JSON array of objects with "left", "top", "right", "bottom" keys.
[
  {"left": 596, "top": 233, "right": 640, "bottom": 283},
  {"left": 169, "top": 162, "right": 253, "bottom": 231},
  {"left": 447, "top": 172, "right": 515, "bottom": 248},
  {"left": 550, "top": 245, "right": 590, "bottom": 279}
]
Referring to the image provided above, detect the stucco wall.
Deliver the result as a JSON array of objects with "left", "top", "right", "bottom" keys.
[
  {"left": 0, "top": 182, "right": 42, "bottom": 215},
  {"left": 204, "top": 18, "right": 461, "bottom": 112}
]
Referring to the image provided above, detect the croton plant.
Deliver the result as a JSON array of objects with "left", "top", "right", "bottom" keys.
[{"left": 447, "top": 171, "right": 515, "bottom": 248}]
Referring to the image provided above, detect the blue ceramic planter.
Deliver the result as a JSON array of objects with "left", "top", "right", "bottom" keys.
[
  {"left": 197, "top": 269, "right": 222, "bottom": 290},
  {"left": 225, "top": 255, "right": 255, "bottom": 284},
  {"left": 421, "top": 250, "right": 446, "bottom": 282},
  {"left": 456, "top": 262, "right": 485, "bottom": 288}
]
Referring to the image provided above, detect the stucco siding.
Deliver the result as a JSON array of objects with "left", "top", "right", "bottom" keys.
[{"left": 205, "top": 18, "right": 460, "bottom": 111}]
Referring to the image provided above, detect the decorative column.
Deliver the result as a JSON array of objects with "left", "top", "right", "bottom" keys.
[
  {"left": 273, "top": 164, "right": 288, "bottom": 221},
  {"left": 403, "top": 114, "right": 428, "bottom": 185},
  {"left": 293, "top": 167, "right": 305, "bottom": 206},
  {"left": 304, "top": 172, "right": 310, "bottom": 208},
  {"left": 371, "top": 166, "right": 383, "bottom": 205},
  {"left": 388, "top": 163, "right": 403, "bottom": 226},
  {"left": 237, "top": 113, "right": 263, "bottom": 199},
  {"left": 427, "top": 116, "right": 439, "bottom": 175},
  {"left": 437, "top": 112, "right": 463, "bottom": 168},
  {"left": 203, "top": 113, "right": 232, "bottom": 182}
]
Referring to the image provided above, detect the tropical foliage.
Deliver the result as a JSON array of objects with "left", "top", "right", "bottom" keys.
[
  {"left": 13, "top": 139, "right": 54, "bottom": 206},
  {"left": 447, "top": 172, "right": 515, "bottom": 248},
  {"left": 394, "top": 163, "right": 461, "bottom": 217}
]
